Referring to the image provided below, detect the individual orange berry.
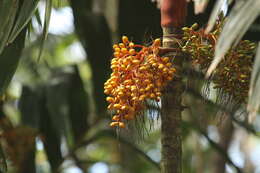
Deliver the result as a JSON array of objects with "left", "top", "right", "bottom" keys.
[
  {"left": 153, "top": 38, "right": 161, "bottom": 47},
  {"left": 132, "top": 97, "right": 138, "bottom": 101},
  {"left": 163, "top": 67, "right": 169, "bottom": 73},
  {"left": 118, "top": 91, "right": 124, "bottom": 97},
  {"left": 110, "top": 122, "right": 119, "bottom": 127},
  {"left": 112, "top": 115, "right": 120, "bottom": 121},
  {"left": 158, "top": 64, "right": 164, "bottom": 69},
  {"left": 156, "top": 92, "right": 162, "bottom": 97},
  {"left": 131, "top": 85, "right": 137, "bottom": 91},
  {"left": 113, "top": 44, "right": 119, "bottom": 49},
  {"left": 139, "top": 66, "right": 146, "bottom": 71},
  {"left": 119, "top": 43, "right": 125, "bottom": 48},
  {"left": 129, "top": 49, "right": 135, "bottom": 55},
  {"left": 132, "top": 59, "right": 140, "bottom": 64},
  {"left": 114, "top": 52, "right": 120, "bottom": 58},
  {"left": 121, "top": 48, "right": 128, "bottom": 54},
  {"left": 122, "top": 36, "right": 129, "bottom": 44},
  {"left": 162, "top": 57, "right": 169, "bottom": 62},
  {"left": 119, "top": 122, "right": 126, "bottom": 128},
  {"left": 139, "top": 95, "right": 146, "bottom": 101},
  {"left": 129, "top": 42, "right": 134, "bottom": 48},
  {"left": 152, "top": 63, "right": 158, "bottom": 67},
  {"left": 150, "top": 93, "right": 156, "bottom": 98},
  {"left": 114, "top": 104, "right": 121, "bottom": 109},
  {"left": 166, "top": 63, "right": 172, "bottom": 67},
  {"left": 111, "top": 65, "right": 117, "bottom": 70},
  {"left": 106, "top": 97, "right": 114, "bottom": 103},
  {"left": 114, "top": 47, "right": 121, "bottom": 52},
  {"left": 107, "top": 104, "right": 113, "bottom": 110},
  {"left": 121, "top": 105, "right": 127, "bottom": 110}
]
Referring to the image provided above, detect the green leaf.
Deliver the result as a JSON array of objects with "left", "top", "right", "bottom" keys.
[
  {"left": 0, "top": 28, "right": 26, "bottom": 96},
  {"left": 35, "top": 8, "right": 43, "bottom": 27},
  {"left": 70, "top": 1, "right": 112, "bottom": 113},
  {"left": 0, "top": 0, "right": 19, "bottom": 55},
  {"left": 8, "top": 0, "right": 41, "bottom": 43},
  {"left": 18, "top": 86, "right": 40, "bottom": 128},
  {"left": 46, "top": 68, "right": 74, "bottom": 148},
  {"left": 38, "top": 0, "right": 52, "bottom": 61},
  {"left": 0, "top": 142, "right": 7, "bottom": 173},
  {"left": 39, "top": 91, "right": 63, "bottom": 172},
  {"left": 68, "top": 65, "right": 89, "bottom": 141}
]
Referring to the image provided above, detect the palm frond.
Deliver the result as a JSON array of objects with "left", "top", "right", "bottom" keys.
[
  {"left": 37, "top": 0, "right": 53, "bottom": 61},
  {"left": 205, "top": 0, "right": 226, "bottom": 33},
  {"left": 0, "top": 0, "right": 19, "bottom": 55},
  {"left": 8, "top": 0, "right": 41, "bottom": 43},
  {"left": 248, "top": 42, "right": 260, "bottom": 122}
]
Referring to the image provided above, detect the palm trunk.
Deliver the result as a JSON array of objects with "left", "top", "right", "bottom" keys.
[
  {"left": 161, "top": 27, "right": 183, "bottom": 173},
  {"left": 160, "top": 0, "right": 187, "bottom": 172}
]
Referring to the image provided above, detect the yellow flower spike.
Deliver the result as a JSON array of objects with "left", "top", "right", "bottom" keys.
[{"left": 118, "top": 91, "right": 124, "bottom": 97}]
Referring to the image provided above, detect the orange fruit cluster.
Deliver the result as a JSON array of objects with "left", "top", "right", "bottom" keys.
[{"left": 104, "top": 36, "right": 176, "bottom": 128}]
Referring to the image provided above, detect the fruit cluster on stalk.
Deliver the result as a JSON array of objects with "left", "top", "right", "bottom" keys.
[
  {"left": 182, "top": 20, "right": 256, "bottom": 103},
  {"left": 104, "top": 36, "right": 176, "bottom": 128}
]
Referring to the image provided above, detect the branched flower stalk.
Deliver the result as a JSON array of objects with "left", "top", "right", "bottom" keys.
[{"left": 182, "top": 17, "right": 257, "bottom": 103}]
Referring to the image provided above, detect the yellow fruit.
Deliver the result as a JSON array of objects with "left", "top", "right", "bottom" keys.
[
  {"left": 122, "top": 36, "right": 129, "bottom": 44},
  {"left": 110, "top": 122, "right": 119, "bottom": 127},
  {"left": 119, "top": 122, "right": 126, "bottom": 128}
]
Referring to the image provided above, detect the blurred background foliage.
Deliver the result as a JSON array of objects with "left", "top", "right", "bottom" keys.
[{"left": 0, "top": 0, "right": 260, "bottom": 173}]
